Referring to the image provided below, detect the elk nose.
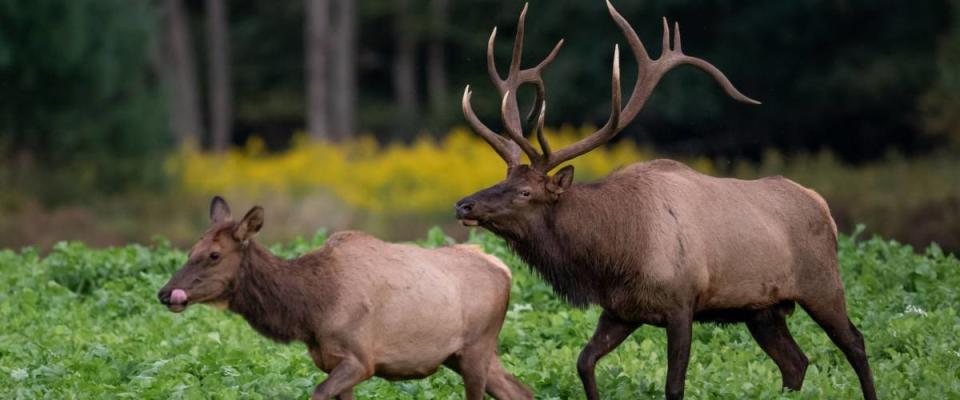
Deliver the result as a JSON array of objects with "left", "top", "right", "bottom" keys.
[
  {"left": 157, "top": 289, "right": 171, "bottom": 305},
  {"left": 455, "top": 199, "right": 475, "bottom": 217}
]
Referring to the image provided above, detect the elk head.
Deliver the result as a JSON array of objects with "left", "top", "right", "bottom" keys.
[
  {"left": 455, "top": 1, "right": 759, "bottom": 239},
  {"left": 157, "top": 196, "right": 264, "bottom": 313}
]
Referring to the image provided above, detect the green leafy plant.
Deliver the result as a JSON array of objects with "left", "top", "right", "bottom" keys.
[{"left": 1, "top": 229, "right": 958, "bottom": 398}]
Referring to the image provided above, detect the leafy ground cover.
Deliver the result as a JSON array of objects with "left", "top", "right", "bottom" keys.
[{"left": 1, "top": 227, "right": 958, "bottom": 399}]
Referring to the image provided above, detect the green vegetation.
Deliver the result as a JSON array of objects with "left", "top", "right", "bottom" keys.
[{"left": 1, "top": 228, "right": 958, "bottom": 398}]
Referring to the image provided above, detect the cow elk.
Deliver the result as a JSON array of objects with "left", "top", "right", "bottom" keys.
[
  {"left": 454, "top": 2, "right": 876, "bottom": 399},
  {"left": 157, "top": 197, "right": 532, "bottom": 400}
]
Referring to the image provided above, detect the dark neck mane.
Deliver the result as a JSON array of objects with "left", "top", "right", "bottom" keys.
[
  {"left": 228, "top": 242, "right": 323, "bottom": 344},
  {"left": 507, "top": 224, "right": 599, "bottom": 307},
  {"left": 502, "top": 184, "right": 641, "bottom": 307}
]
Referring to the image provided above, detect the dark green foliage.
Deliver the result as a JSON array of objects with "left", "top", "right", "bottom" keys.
[
  {"left": 43, "top": 239, "right": 183, "bottom": 295},
  {"left": 1, "top": 228, "right": 958, "bottom": 398},
  {"left": 224, "top": 0, "right": 952, "bottom": 162},
  {"left": 0, "top": 0, "right": 169, "bottom": 194},
  {"left": 921, "top": 0, "right": 960, "bottom": 149},
  {"left": 0, "top": 0, "right": 955, "bottom": 195}
]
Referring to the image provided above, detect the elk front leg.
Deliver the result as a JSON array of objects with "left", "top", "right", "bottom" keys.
[
  {"left": 664, "top": 313, "right": 693, "bottom": 400},
  {"left": 308, "top": 346, "right": 371, "bottom": 400},
  {"left": 310, "top": 356, "right": 370, "bottom": 400},
  {"left": 577, "top": 310, "right": 640, "bottom": 400}
]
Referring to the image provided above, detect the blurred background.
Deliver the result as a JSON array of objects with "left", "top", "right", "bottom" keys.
[{"left": 0, "top": 0, "right": 956, "bottom": 252}]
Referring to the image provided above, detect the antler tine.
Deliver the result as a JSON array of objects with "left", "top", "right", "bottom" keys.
[
  {"left": 677, "top": 55, "right": 760, "bottom": 105},
  {"left": 607, "top": 0, "right": 651, "bottom": 67},
  {"left": 659, "top": 19, "right": 759, "bottom": 106},
  {"left": 613, "top": 45, "right": 623, "bottom": 112},
  {"left": 537, "top": 1, "right": 759, "bottom": 172},
  {"left": 539, "top": 45, "right": 622, "bottom": 171},
  {"left": 613, "top": 7, "right": 760, "bottom": 125},
  {"left": 673, "top": 21, "right": 682, "bottom": 53},
  {"left": 509, "top": 3, "right": 528, "bottom": 77},
  {"left": 661, "top": 17, "right": 671, "bottom": 55},
  {"left": 500, "top": 91, "right": 542, "bottom": 163},
  {"left": 534, "top": 102, "right": 550, "bottom": 158},
  {"left": 525, "top": 84, "right": 545, "bottom": 129},
  {"left": 534, "top": 38, "right": 565, "bottom": 72},
  {"left": 486, "top": 27, "right": 503, "bottom": 88},
  {"left": 462, "top": 86, "right": 522, "bottom": 166},
  {"left": 525, "top": 38, "right": 564, "bottom": 129}
]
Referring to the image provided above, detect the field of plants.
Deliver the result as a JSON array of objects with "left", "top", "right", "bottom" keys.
[
  {"left": 3, "top": 129, "right": 957, "bottom": 253},
  {"left": 1, "top": 227, "right": 958, "bottom": 399},
  {"left": 170, "top": 131, "right": 959, "bottom": 251}
]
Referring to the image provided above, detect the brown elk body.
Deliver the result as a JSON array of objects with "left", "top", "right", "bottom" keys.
[
  {"left": 454, "top": 2, "right": 876, "bottom": 399},
  {"left": 157, "top": 197, "right": 532, "bottom": 400}
]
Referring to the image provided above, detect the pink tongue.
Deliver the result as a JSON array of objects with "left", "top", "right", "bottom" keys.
[{"left": 170, "top": 289, "right": 188, "bottom": 305}]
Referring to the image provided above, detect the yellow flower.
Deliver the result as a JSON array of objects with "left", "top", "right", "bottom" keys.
[{"left": 169, "top": 126, "right": 664, "bottom": 215}]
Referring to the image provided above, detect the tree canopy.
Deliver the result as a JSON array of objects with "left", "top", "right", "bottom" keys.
[{"left": 0, "top": 0, "right": 954, "bottom": 186}]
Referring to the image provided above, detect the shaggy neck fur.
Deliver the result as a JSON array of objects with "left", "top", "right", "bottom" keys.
[
  {"left": 228, "top": 242, "right": 330, "bottom": 344},
  {"left": 498, "top": 182, "right": 649, "bottom": 307}
]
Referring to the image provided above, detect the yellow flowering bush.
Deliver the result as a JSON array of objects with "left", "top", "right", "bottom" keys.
[{"left": 168, "top": 126, "right": 685, "bottom": 215}]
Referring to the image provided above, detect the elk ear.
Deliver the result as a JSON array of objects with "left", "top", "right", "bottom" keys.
[
  {"left": 547, "top": 165, "right": 575, "bottom": 194},
  {"left": 210, "top": 196, "right": 232, "bottom": 223},
  {"left": 234, "top": 206, "right": 264, "bottom": 243}
]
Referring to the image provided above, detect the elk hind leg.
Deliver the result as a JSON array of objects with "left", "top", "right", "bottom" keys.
[
  {"left": 799, "top": 295, "right": 877, "bottom": 400},
  {"left": 447, "top": 340, "right": 497, "bottom": 400},
  {"left": 483, "top": 355, "right": 533, "bottom": 400},
  {"left": 664, "top": 312, "right": 694, "bottom": 400},
  {"left": 746, "top": 302, "right": 809, "bottom": 391}
]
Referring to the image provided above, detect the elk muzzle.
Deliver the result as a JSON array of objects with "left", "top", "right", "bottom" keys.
[
  {"left": 455, "top": 199, "right": 480, "bottom": 226},
  {"left": 157, "top": 287, "right": 189, "bottom": 313}
]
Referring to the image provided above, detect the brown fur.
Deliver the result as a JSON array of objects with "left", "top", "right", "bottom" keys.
[
  {"left": 159, "top": 197, "right": 532, "bottom": 400},
  {"left": 456, "top": 160, "right": 876, "bottom": 399},
  {"left": 455, "top": 4, "right": 873, "bottom": 398}
]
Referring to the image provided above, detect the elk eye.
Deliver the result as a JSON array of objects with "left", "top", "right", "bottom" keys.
[
  {"left": 209, "top": 252, "right": 221, "bottom": 261},
  {"left": 520, "top": 190, "right": 531, "bottom": 197}
]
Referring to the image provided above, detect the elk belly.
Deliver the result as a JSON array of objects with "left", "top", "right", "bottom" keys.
[{"left": 369, "top": 268, "right": 467, "bottom": 377}]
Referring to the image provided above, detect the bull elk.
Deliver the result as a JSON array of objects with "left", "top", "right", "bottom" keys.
[
  {"left": 157, "top": 197, "right": 532, "bottom": 400},
  {"left": 454, "top": 2, "right": 876, "bottom": 399}
]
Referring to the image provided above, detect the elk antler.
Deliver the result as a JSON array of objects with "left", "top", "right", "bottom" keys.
[
  {"left": 462, "top": 3, "right": 564, "bottom": 168},
  {"left": 537, "top": 1, "right": 760, "bottom": 172},
  {"left": 463, "top": 1, "right": 759, "bottom": 172}
]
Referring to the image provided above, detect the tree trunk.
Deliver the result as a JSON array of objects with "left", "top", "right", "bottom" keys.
[
  {"left": 162, "top": 0, "right": 203, "bottom": 144},
  {"left": 392, "top": 0, "right": 419, "bottom": 139},
  {"left": 206, "top": 0, "right": 232, "bottom": 152},
  {"left": 305, "top": 0, "right": 330, "bottom": 141},
  {"left": 427, "top": 0, "right": 448, "bottom": 119},
  {"left": 329, "top": 0, "right": 356, "bottom": 141}
]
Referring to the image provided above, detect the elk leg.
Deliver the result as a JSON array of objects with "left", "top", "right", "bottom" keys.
[
  {"left": 334, "top": 391, "right": 354, "bottom": 400},
  {"left": 448, "top": 341, "right": 496, "bottom": 400},
  {"left": 746, "top": 305, "right": 809, "bottom": 391},
  {"left": 664, "top": 313, "right": 693, "bottom": 400},
  {"left": 800, "top": 300, "right": 877, "bottom": 400},
  {"left": 483, "top": 354, "right": 533, "bottom": 400},
  {"left": 577, "top": 310, "right": 640, "bottom": 400},
  {"left": 311, "top": 357, "right": 371, "bottom": 400}
]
